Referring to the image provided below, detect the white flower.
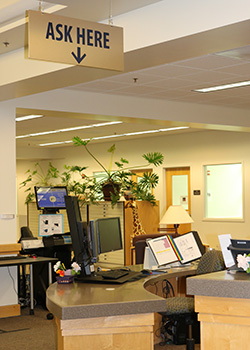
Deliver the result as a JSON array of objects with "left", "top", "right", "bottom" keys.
[
  {"left": 53, "top": 261, "right": 61, "bottom": 272},
  {"left": 237, "top": 254, "right": 250, "bottom": 271},
  {"left": 64, "top": 269, "right": 72, "bottom": 276},
  {"left": 71, "top": 262, "right": 81, "bottom": 273}
]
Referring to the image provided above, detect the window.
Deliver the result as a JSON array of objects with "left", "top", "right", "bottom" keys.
[{"left": 204, "top": 163, "right": 243, "bottom": 219}]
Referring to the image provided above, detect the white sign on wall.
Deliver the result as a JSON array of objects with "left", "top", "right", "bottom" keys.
[{"left": 28, "top": 10, "right": 124, "bottom": 71}]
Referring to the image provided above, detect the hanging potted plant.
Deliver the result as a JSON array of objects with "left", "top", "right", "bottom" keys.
[{"left": 72, "top": 136, "right": 164, "bottom": 206}]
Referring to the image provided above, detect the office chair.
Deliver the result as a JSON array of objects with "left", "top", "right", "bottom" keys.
[
  {"left": 19, "top": 226, "right": 37, "bottom": 241},
  {"left": 160, "top": 249, "right": 225, "bottom": 350}
]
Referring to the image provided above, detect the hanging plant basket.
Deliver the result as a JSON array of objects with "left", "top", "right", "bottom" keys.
[{"left": 102, "top": 181, "right": 120, "bottom": 201}]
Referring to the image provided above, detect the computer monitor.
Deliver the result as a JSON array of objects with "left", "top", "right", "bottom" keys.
[
  {"left": 34, "top": 186, "right": 68, "bottom": 213},
  {"left": 95, "top": 217, "right": 122, "bottom": 254},
  {"left": 228, "top": 239, "right": 250, "bottom": 269},
  {"left": 64, "top": 195, "right": 94, "bottom": 276}
]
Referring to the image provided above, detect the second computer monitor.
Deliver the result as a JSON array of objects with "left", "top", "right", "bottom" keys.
[{"left": 95, "top": 217, "right": 122, "bottom": 254}]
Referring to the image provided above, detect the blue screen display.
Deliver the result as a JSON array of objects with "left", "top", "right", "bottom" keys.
[{"left": 35, "top": 186, "right": 68, "bottom": 209}]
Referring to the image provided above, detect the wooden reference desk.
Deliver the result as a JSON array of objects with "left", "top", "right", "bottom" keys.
[
  {"left": 0, "top": 256, "right": 58, "bottom": 316},
  {"left": 187, "top": 270, "right": 250, "bottom": 349},
  {"left": 46, "top": 265, "right": 196, "bottom": 350}
]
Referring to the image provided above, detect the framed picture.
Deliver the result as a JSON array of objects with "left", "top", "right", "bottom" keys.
[{"left": 38, "top": 214, "right": 63, "bottom": 237}]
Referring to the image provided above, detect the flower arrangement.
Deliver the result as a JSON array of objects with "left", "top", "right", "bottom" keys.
[
  {"left": 54, "top": 261, "right": 81, "bottom": 277},
  {"left": 237, "top": 254, "right": 250, "bottom": 272}
]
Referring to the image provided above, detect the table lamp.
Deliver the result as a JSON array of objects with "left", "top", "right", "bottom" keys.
[{"left": 159, "top": 205, "right": 194, "bottom": 237}]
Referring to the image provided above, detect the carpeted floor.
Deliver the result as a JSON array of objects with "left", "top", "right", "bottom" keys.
[
  {"left": 0, "top": 306, "right": 200, "bottom": 350},
  {"left": 0, "top": 306, "right": 56, "bottom": 350}
]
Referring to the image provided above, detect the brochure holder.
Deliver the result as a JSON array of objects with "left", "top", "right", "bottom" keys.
[{"left": 143, "top": 247, "right": 158, "bottom": 270}]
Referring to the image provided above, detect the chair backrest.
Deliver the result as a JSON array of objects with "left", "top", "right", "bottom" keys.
[
  {"left": 196, "top": 249, "right": 225, "bottom": 275},
  {"left": 134, "top": 240, "right": 147, "bottom": 264},
  {"left": 132, "top": 233, "right": 165, "bottom": 246},
  {"left": 133, "top": 234, "right": 166, "bottom": 264},
  {"left": 20, "top": 226, "right": 34, "bottom": 239}
]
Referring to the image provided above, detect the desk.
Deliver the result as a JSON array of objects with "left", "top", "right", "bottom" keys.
[
  {"left": 0, "top": 256, "right": 58, "bottom": 315},
  {"left": 187, "top": 270, "right": 250, "bottom": 349},
  {"left": 46, "top": 265, "right": 196, "bottom": 350}
]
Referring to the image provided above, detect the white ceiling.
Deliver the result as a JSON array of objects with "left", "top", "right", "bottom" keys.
[
  {"left": 2, "top": 0, "right": 250, "bottom": 148},
  {"left": 67, "top": 53, "right": 250, "bottom": 108}
]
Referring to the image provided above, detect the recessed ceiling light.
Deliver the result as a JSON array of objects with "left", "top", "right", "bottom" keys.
[
  {"left": 194, "top": 80, "right": 250, "bottom": 93},
  {"left": 16, "top": 115, "right": 44, "bottom": 122},
  {"left": 16, "top": 121, "right": 122, "bottom": 139},
  {"left": 159, "top": 126, "right": 189, "bottom": 132},
  {"left": 38, "top": 127, "right": 189, "bottom": 147},
  {"left": 124, "top": 130, "right": 159, "bottom": 136}
]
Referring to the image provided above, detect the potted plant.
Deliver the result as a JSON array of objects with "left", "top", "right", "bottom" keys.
[
  {"left": 72, "top": 137, "right": 164, "bottom": 206},
  {"left": 60, "top": 164, "right": 102, "bottom": 205},
  {"left": 19, "top": 162, "right": 98, "bottom": 206}
]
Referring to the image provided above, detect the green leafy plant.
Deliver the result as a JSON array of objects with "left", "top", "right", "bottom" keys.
[
  {"left": 61, "top": 164, "right": 101, "bottom": 205},
  {"left": 20, "top": 162, "right": 60, "bottom": 204},
  {"left": 20, "top": 140, "right": 164, "bottom": 207},
  {"left": 72, "top": 137, "right": 164, "bottom": 206},
  {"left": 20, "top": 162, "right": 101, "bottom": 206}
]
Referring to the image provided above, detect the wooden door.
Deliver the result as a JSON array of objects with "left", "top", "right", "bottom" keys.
[{"left": 166, "top": 167, "right": 191, "bottom": 234}]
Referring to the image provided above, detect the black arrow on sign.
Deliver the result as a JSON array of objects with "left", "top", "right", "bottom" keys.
[{"left": 71, "top": 47, "right": 86, "bottom": 64}]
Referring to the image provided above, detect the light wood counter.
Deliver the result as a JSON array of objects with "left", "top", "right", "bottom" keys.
[
  {"left": 47, "top": 265, "right": 196, "bottom": 350},
  {"left": 187, "top": 270, "right": 250, "bottom": 349}
]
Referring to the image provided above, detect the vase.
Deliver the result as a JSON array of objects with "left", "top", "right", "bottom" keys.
[{"left": 56, "top": 275, "right": 74, "bottom": 284}]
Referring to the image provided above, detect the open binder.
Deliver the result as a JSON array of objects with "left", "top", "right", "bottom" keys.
[{"left": 146, "top": 231, "right": 205, "bottom": 267}]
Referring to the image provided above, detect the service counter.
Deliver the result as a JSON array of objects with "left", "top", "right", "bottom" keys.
[
  {"left": 47, "top": 265, "right": 196, "bottom": 350},
  {"left": 187, "top": 270, "right": 250, "bottom": 349}
]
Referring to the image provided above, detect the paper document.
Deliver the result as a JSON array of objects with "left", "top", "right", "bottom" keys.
[
  {"left": 174, "top": 232, "right": 202, "bottom": 264},
  {"left": 218, "top": 234, "right": 235, "bottom": 268},
  {"left": 147, "top": 236, "right": 178, "bottom": 266}
]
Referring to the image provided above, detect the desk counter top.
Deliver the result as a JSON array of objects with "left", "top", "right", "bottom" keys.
[
  {"left": 46, "top": 265, "right": 196, "bottom": 320},
  {"left": 0, "top": 255, "right": 58, "bottom": 267},
  {"left": 187, "top": 269, "right": 250, "bottom": 299}
]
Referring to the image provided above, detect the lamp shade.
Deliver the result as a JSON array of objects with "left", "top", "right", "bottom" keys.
[{"left": 160, "top": 205, "right": 194, "bottom": 225}]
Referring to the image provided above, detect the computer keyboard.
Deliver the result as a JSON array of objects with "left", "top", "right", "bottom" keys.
[
  {"left": 0, "top": 255, "right": 27, "bottom": 261},
  {"left": 98, "top": 269, "right": 129, "bottom": 280}
]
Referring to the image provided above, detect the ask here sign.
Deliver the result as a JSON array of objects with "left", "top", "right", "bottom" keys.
[{"left": 28, "top": 10, "right": 124, "bottom": 71}]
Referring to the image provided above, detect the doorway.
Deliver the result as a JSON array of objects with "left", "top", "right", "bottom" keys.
[{"left": 166, "top": 167, "right": 191, "bottom": 234}]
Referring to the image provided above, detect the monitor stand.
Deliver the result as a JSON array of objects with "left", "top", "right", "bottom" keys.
[{"left": 227, "top": 264, "right": 244, "bottom": 272}]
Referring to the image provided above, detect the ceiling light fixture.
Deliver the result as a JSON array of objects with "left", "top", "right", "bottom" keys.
[
  {"left": 38, "top": 126, "right": 189, "bottom": 147},
  {"left": 159, "top": 126, "right": 189, "bottom": 132},
  {"left": 16, "top": 121, "right": 122, "bottom": 139},
  {"left": 16, "top": 115, "right": 44, "bottom": 122},
  {"left": 124, "top": 130, "right": 159, "bottom": 136},
  {"left": 194, "top": 80, "right": 250, "bottom": 93}
]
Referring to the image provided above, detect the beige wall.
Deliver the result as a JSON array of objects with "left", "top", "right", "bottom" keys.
[
  {"left": 17, "top": 129, "right": 250, "bottom": 249},
  {"left": 0, "top": 103, "right": 18, "bottom": 307}
]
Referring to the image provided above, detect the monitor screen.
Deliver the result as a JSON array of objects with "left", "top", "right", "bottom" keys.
[
  {"left": 34, "top": 186, "right": 68, "bottom": 211},
  {"left": 95, "top": 217, "right": 122, "bottom": 254}
]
